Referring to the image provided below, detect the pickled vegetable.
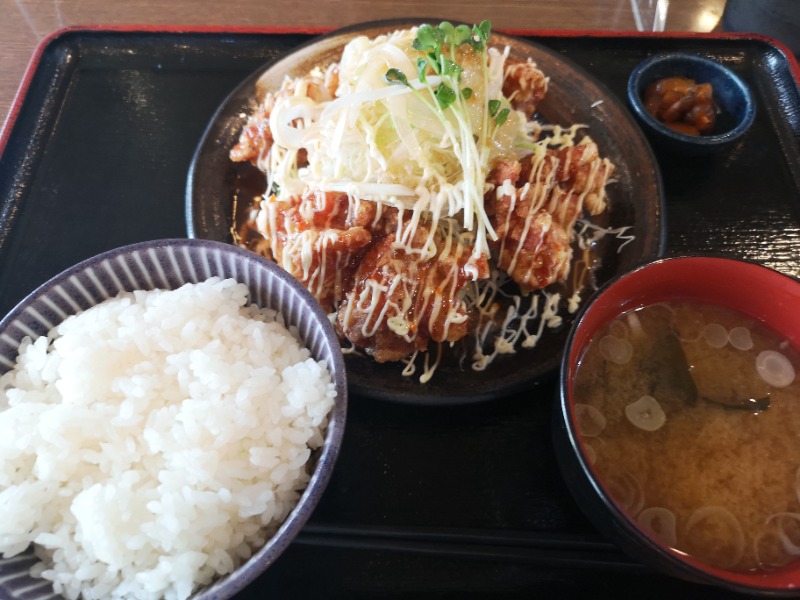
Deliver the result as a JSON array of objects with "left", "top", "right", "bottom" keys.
[{"left": 643, "top": 76, "right": 719, "bottom": 136}]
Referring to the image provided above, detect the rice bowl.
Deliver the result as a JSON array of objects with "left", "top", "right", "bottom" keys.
[{"left": 0, "top": 239, "right": 347, "bottom": 600}]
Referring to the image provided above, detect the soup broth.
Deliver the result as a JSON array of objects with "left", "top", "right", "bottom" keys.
[{"left": 573, "top": 301, "right": 800, "bottom": 572}]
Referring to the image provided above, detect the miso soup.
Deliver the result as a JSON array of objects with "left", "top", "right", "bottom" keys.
[{"left": 573, "top": 301, "right": 800, "bottom": 572}]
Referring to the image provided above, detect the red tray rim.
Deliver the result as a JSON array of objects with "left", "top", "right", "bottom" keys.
[{"left": 2, "top": 24, "right": 798, "bottom": 157}]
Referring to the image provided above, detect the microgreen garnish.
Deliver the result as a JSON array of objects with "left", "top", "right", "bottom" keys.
[
  {"left": 384, "top": 68, "right": 410, "bottom": 87},
  {"left": 488, "top": 98, "right": 510, "bottom": 126},
  {"left": 379, "top": 21, "right": 509, "bottom": 257},
  {"left": 416, "top": 58, "right": 428, "bottom": 83},
  {"left": 435, "top": 83, "right": 457, "bottom": 110},
  {"left": 384, "top": 21, "right": 510, "bottom": 130},
  {"left": 496, "top": 108, "right": 510, "bottom": 126},
  {"left": 400, "top": 21, "right": 497, "bottom": 116}
]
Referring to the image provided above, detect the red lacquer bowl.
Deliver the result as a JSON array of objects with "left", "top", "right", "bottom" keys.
[{"left": 555, "top": 255, "right": 800, "bottom": 595}]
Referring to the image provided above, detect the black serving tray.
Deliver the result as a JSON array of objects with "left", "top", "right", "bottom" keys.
[{"left": 1, "top": 27, "right": 799, "bottom": 598}]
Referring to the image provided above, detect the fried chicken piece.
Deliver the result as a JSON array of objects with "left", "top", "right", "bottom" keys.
[
  {"left": 503, "top": 59, "right": 549, "bottom": 119},
  {"left": 524, "top": 140, "right": 613, "bottom": 218},
  {"left": 230, "top": 64, "right": 339, "bottom": 166},
  {"left": 486, "top": 140, "right": 614, "bottom": 292},
  {"left": 337, "top": 226, "right": 488, "bottom": 363},
  {"left": 486, "top": 184, "right": 573, "bottom": 292},
  {"left": 229, "top": 95, "right": 276, "bottom": 165},
  {"left": 256, "top": 191, "right": 376, "bottom": 312}
]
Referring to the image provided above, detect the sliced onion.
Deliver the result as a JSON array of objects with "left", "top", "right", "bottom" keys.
[
  {"left": 270, "top": 95, "right": 324, "bottom": 149},
  {"left": 756, "top": 350, "right": 796, "bottom": 388},
  {"left": 685, "top": 506, "right": 745, "bottom": 569},
  {"left": 625, "top": 395, "right": 666, "bottom": 432},
  {"left": 599, "top": 335, "right": 633, "bottom": 365},
  {"left": 603, "top": 469, "right": 645, "bottom": 516},
  {"left": 728, "top": 326, "right": 754, "bottom": 351},
  {"left": 637, "top": 506, "right": 677, "bottom": 548},
  {"left": 318, "top": 75, "right": 442, "bottom": 124},
  {"left": 703, "top": 323, "right": 729, "bottom": 349},
  {"left": 766, "top": 512, "right": 800, "bottom": 556},
  {"left": 607, "top": 320, "right": 628, "bottom": 339},
  {"left": 574, "top": 403, "right": 606, "bottom": 437},
  {"left": 753, "top": 526, "right": 794, "bottom": 569},
  {"left": 583, "top": 442, "right": 597, "bottom": 465}
]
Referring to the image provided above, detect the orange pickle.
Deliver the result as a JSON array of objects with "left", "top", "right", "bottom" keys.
[{"left": 643, "top": 77, "right": 719, "bottom": 136}]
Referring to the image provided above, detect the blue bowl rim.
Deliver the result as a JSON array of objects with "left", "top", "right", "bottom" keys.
[{"left": 626, "top": 52, "right": 756, "bottom": 146}]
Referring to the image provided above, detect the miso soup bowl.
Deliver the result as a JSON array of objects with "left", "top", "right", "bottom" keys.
[{"left": 554, "top": 255, "right": 800, "bottom": 595}]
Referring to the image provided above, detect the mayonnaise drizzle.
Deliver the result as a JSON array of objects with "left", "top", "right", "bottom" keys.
[{"left": 241, "top": 26, "right": 629, "bottom": 380}]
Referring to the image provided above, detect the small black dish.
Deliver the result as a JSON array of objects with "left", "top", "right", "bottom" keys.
[{"left": 627, "top": 53, "right": 755, "bottom": 154}]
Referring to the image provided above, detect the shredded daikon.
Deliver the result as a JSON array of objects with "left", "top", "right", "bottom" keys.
[{"left": 263, "top": 26, "right": 530, "bottom": 272}]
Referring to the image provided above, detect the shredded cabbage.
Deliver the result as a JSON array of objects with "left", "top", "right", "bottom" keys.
[{"left": 263, "top": 27, "right": 532, "bottom": 274}]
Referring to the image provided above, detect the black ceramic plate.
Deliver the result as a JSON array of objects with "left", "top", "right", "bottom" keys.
[{"left": 186, "top": 20, "right": 665, "bottom": 404}]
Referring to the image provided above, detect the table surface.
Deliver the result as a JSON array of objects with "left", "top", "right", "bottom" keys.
[{"left": 0, "top": 0, "right": 728, "bottom": 136}]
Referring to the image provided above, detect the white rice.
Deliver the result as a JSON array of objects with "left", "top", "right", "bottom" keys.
[{"left": 0, "top": 277, "right": 336, "bottom": 600}]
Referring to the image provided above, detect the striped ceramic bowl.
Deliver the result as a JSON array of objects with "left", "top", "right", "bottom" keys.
[{"left": 0, "top": 238, "right": 347, "bottom": 600}]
